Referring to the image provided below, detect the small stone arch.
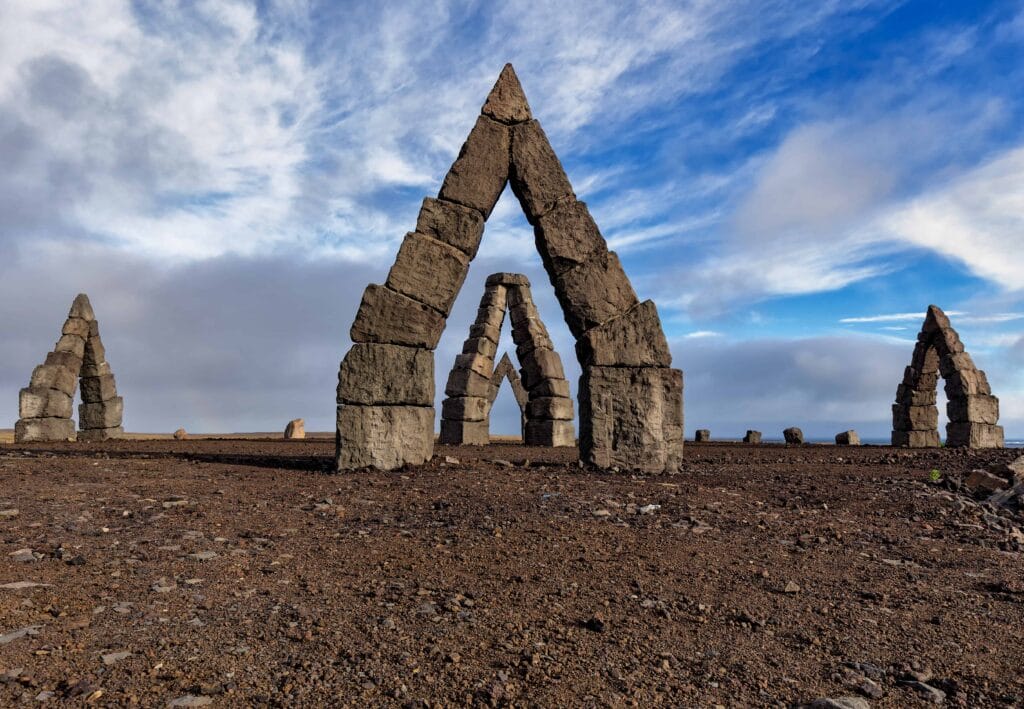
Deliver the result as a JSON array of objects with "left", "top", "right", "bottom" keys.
[
  {"left": 15, "top": 294, "right": 124, "bottom": 442},
  {"left": 439, "top": 273, "right": 574, "bottom": 446},
  {"left": 891, "top": 305, "right": 1003, "bottom": 448},
  {"left": 336, "top": 64, "right": 683, "bottom": 472},
  {"left": 488, "top": 352, "right": 528, "bottom": 437}
]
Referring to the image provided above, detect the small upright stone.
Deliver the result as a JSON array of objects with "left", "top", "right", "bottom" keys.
[
  {"left": 783, "top": 427, "right": 804, "bottom": 445},
  {"left": 743, "top": 430, "right": 762, "bottom": 444},
  {"left": 174, "top": 428, "right": 188, "bottom": 441},
  {"left": 694, "top": 429, "right": 710, "bottom": 442},
  {"left": 835, "top": 430, "right": 860, "bottom": 446},
  {"left": 284, "top": 419, "right": 305, "bottom": 440}
]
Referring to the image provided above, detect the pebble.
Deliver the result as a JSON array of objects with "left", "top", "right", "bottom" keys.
[
  {"left": 168, "top": 695, "right": 213, "bottom": 707},
  {"left": 188, "top": 551, "right": 217, "bottom": 561},
  {"left": 102, "top": 650, "right": 132, "bottom": 665},
  {"left": 808, "top": 698, "right": 870, "bottom": 709},
  {"left": 0, "top": 625, "right": 42, "bottom": 645},
  {"left": 901, "top": 681, "right": 946, "bottom": 704},
  {"left": 8, "top": 548, "right": 37, "bottom": 563},
  {"left": 0, "top": 509, "right": 18, "bottom": 517},
  {"left": 784, "top": 581, "right": 801, "bottom": 593},
  {"left": 0, "top": 581, "right": 51, "bottom": 590}
]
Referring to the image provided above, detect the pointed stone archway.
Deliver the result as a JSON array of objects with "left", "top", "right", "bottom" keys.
[
  {"left": 891, "top": 305, "right": 1003, "bottom": 448},
  {"left": 15, "top": 294, "right": 125, "bottom": 442},
  {"left": 439, "top": 272, "right": 574, "bottom": 446},
  {"left": 488, "top": 352, "right": 528, "bottom": 438},
  {"left": 336, "top": 65, "right": 683, "bottom": 472}
]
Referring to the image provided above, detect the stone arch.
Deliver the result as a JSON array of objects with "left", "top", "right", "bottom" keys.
[
  {"left": 439, "top": 273, "right": 574, "bottom": 446},
  {"left": 891, "top": 305, "right": 1003, "bottom": 448},
  {"left": 488, "top": 352, "right": 528, "bottom": 438},
  {"left": 15, "top": 294, "right": 124, "bottom": 442},
  {"left": 336, "top": 65, "right": 683, "bottom": 472}
]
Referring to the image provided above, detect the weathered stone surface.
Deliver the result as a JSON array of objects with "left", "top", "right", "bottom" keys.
[
  {"left": 80, "top": 374, "right": 117, "bottom": 404},
  {"left": 944, "top": 368, "right": 991, "bottom": 396},
  {"left": 69, "top": 294, "right": 95, "bottom": 321},
  {"left": 336, "top": 405, "right": 434, "bottom": 470},
  {"left": 902, "top": 366, "right": 938, "bottom": 390},
  {"left": 526, "top": 396, "right": 574, "bottom": 421},
  {"left": 441, "top": 396, "right": 489, "bottom": 422},
  {"left": 535, "top": 198, "right": 607, "bottom": 275},
  {"left": 174, "top": 428, "right": 188, "bottom": 440},
  {"left": 922, "top": 304, "right": 950, "bottom": 332},
  {"left": 468, "top": 321, "right": 502, "bottom": 344},
  {"left": 438, "top": 115, "right": 510, "bottom": 218},
  {"left": 835, "top": 430, "right": 861, "bottom": 445},
  {"left": 528, "top": 378, "right": 571, "bottom": 398},
  {"left": 415, "top": 197, "right": 485, "bottom": 259},
  {"left": 891, "top": 429, "right": 941, "bottom": 448},
  {"left": 30, "top": 365, "right": 77, "bottom": 396},
  {"left": 54, "top": 334, "right": 85, "bottom": 358},
  {"left": 947, "top": 394, "right": 999, "bottom": 425},
  {"left": 462, "top": 336, "right": 498, "bottom": 359},
  {"left": 694, "top": 429, "right": 711, "bottom": 442},
  {"left": 79, "top": 397, "right": 123, "bottom": 429},
  {"left": 577, "top": 300, "right": 671, "bottom": 367},
  {"left": 62, "top": 317, "right": 91, "bottom": 338},
  {"left": 579, "top": 366, "right": 683, "bottom": 473},
  {"left": 385, "top": 232, "right": 470, "bottom": 315},
  {"left": 783, "top": 427, "right": 804, "bottom": 445},
  {"left": 81, "top": 361, "right": 112, "bottom": 378},
  {"left": 439, "top": 418, "right": 489, "bottom": 446},
  {"left": 445, "top": 367, "right": 493, "bottom": 398},
  {"left": 475, "top": 305, "right": 506, "bottom": 332},
  {"left": 284, "top": 418, "right": 305, "bottom": 439},
  {"left": 892, "top": 403, "right": 938, "bottom": 431},
  {"left": 743, "top": 430, "right": 762, "bottom": 444},
  {"left": 524, "top": 419, "right": 575, "bottom": 447},
  {"left": 15, "top": 417, "right": 75, "bottom": 442},
  {"left": 553, "top": 251, "right": 639, "bottom": 338},
  {"left": 78, "top": 427, "right": 123, "bottom": 441},
  {"left": 520, "top": 348, "right": 566, "bottom": 389},
  {"left": 510, "top": 120, "right": 574, "bottom": 222},
  {"left": 489, "top": 353, "right": 528, "bottom": 409},
  {"left": 453, "top": 352, "right": 493, "bottom": 378},
  {"left": 504, "top": 284, "right": 531, "bottom": 308},
  {"left": 350, "top": 285, "right": 446, "bottom": 349},
  {"left": 19, "top": 387, "right": 73, "bottom": 419},
  {"left": 481, "top": 64, "right": 532, "bottom": 124},
  {"left": 946, "top": 422, "right": 1004, "bottom": 449},
  {"left": 338, "top": 344, "right": 434, "bottom": 406},
  {"left": 485, "top": 273, "right": 530, "bottom": 287},
  {"left": 895, "top": 384, "right": 936, "bottom": 406},
  {"left": 83, "top": 335, "right": 105, "bottom": 367}
]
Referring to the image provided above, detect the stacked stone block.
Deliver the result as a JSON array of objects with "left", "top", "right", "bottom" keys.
[
  {"left": 336, "top": 64, "right": 683, "bottom": 471},
  {"left": 892, "top": 305, "right": 1003, "bottom": 448},
  {"left": 440, "top": 273, "right": 574, "bottom": 447},
  {"left": 15, "top": 294, "right": 124, "bottom": 442}
]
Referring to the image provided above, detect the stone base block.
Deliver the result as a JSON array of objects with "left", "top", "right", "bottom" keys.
[
  {"left": 336, "top": 405, "right": 434, "bottom": 470},
  {"left": 15, "top": 417, "right": 76, "bottom": 443},
  {"left": 946, "top": 422, "right": 1004, "bottom": 449},
  {"left": 78, "top": 426, "right": 124, "bottom": 441},
  {"left": 694, "top": 429, "right": 710, "bottom": 442},
  {"left": 439, "top": 419, "right": 490, "bottom": 446},
  {"left": 526, "top": 396, "right": 574, "bottom": 421},
  {"left": 524, "top": 419, "right": 575, "bottom": 447},
  {"left": 892, "top": 403, "right": 938, "bottom": 431},
  {"left": 579, "top": 366, "right": 683, "bottom": 473},
  {"left": 891, "top": 429, "right": 941, "bottom": 448},
  {"left": 338, "top": 344, "right": 433, "bottom": 406},
  {"left": 835, "top": 430, "right": 861, "bottom": 445}
]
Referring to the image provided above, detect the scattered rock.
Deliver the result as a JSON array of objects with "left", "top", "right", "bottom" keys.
[
  {"left": 784, "top": 581, "right": 801, "bottom": 594},
  {"left": 168, "top": 695, "right": 213, "bottom": 707},
  {"left": 102, "top": 650, "right": 131, "bottom": 665},
  {"left": 900, "top": 680, "right": 946, "bottom": 704},
  {"left": 173, "top": 428, "right": 188, "bottom": 440},
  {"left": 284, "top": 418, "right": 305, "bottom": 440},
  {"left": 582, "top": 614, "right": 606, "bottom": 632},
  {"left": 784, "top": 427, "right": 805, "bottom": 445},
  {"left": 807, "top": 698, "right": 871, "bottom": 709},
  {"left": 0, "top": 625, "right": 42, "bottom": 645}
]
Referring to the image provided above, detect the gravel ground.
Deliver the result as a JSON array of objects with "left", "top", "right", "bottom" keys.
[{"left": 1, "top": 439, "right": 1023, "bottom": 707}]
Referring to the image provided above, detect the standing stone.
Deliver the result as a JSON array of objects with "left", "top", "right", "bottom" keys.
[
  {"left": 284, "top": 419, "right": 305, "bottom": 440},
  {"left": 835, "top": 430, "right": 860, "bottom": 446},
  {"left": 892, "top": 305, "right": 1003, "bottom": 448},
  {"left": 174, "top": 428, "right": 188, "bottom": 441},
  {"left": 743, "top": 430, "right": 762, "bottom": 444},
  {"left": 783, "top": 427, "right": 804, "bottom": 445},
  {"left": 15, "top": 294, "right": 125, "bottom": 443},
  {"left": 694, "top": 429, "right": 710, "bottom": 442}
]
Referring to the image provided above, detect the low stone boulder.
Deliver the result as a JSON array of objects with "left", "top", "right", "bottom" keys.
[
  {"left": 835, "top": 430, "right": 860, "bottom": 446},
  {"left": 284, "top": 418, "right": 305, "bottom": 440},
  {"left": 173, "top": 428, "right": 187, "bottom": 441},
  {"left": 743, "top": 430, "right": 761, "bottom": 444},
  {"left": 694, "top": 429, "right": 710, "bottom": 442},
  {"left": 783, "top": 427, "right": 804, "bottom": 445},
  {"left": 965, "top": 468, "right": 1011, "bottom": 495}
]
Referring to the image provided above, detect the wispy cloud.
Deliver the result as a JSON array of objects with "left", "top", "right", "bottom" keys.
[{"left": 839, "top": 311, "right": 964, "bottom": 323}]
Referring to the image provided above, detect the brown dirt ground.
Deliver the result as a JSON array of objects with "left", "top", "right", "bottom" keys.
[{"left": 1, "top": 439, "right": 1022, "bottom": 707}]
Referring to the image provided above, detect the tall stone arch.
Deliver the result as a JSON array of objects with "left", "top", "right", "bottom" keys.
[
  {"left": 439, "top": 272, "right": 574, "bottom": 446},
  {"left": 488, "top": 352, "right": 528, "bottom": 438},
  {"left": 336, "top": 65, "right": 683, "bottom": 472},
  {"left": 15, "top": 294, "right": 125, "bottom": 442},
  {"left": 891, "top": 305, "right": 1003, "bottom": 448}
]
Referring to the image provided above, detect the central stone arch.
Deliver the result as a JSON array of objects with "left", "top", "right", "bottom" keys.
[
  {"left": 891, "top": 305, "right": 1003, "bottom": 448},
  {"left": 336, "top": 65, "right": 683, "bottom": 472}
]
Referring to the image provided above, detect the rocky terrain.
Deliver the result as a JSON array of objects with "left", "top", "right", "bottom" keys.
[{"left": 1, "top": 439, "right": 1023, "bottom": 707}]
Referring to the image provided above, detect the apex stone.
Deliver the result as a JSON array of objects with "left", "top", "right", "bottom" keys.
[{"left": 481, "top": 64, "right": 532, "bottom": 124}]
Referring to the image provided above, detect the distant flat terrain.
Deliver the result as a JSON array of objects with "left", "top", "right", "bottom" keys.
[{"left": 0, "top": 439, "right": 1021, "bottom": 706}]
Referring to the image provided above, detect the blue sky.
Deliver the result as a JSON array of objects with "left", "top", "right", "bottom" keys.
[{"left": 0, "top": 0, "right": 1021, "bottom": 440}]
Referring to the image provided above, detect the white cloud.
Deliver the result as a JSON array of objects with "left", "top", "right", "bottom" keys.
[
  {"left": 839, "top": 311, "right": 964, "bottom": 323},
  {"left": 684, "top": 330, "right": 722, "bottom": 339}
]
